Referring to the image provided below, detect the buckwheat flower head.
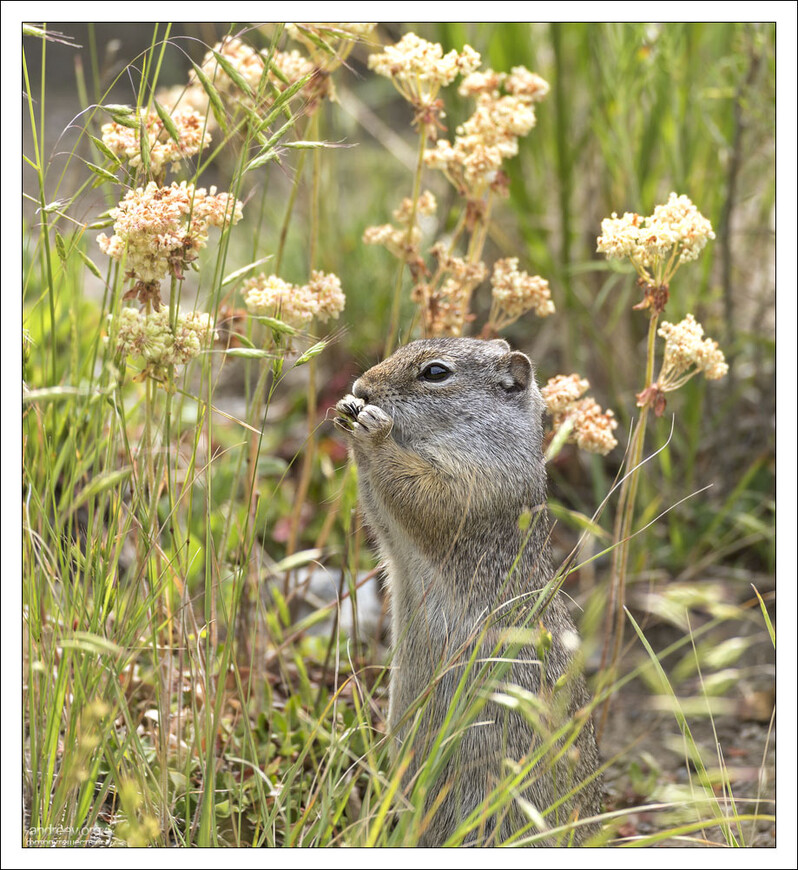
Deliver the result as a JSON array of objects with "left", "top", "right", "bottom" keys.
[
  {"left": 597, "top": 194, "right": 715, "bottom": 293},
  {"left": 307, "top": 270, "right": 346, "bottom": 322},
  {"left": 393, "top": 190, "right": 438, "bottom": 222},
  {"left": 98, "top": 182, "right": 243, "bottom": 288},
  {"left": 567, "top": 398, "right": 619, "bottom": 455},
  {"left": 113, "top": 306, "right": 217, "bottom": 374},
  {"left": 243, "top": 274, "right": 319, "bottom": 329},
  {"left": 458, "top": 69, "right": 505, "bottom": 98},
  {"left": 362, "top": 223, "right": 422, "bottom": 263},
  {"left": 650, "top": 193, "right": 716, "bottom": 264},
  {"left": 425, "top": 279, "right": 471, "bottom": 337},
  {"left": 491, "top": 257, "right": 555, "bottom": 320},
  {"left": 101, "top": 106, "right": 210, "bottom": 175},
  {"left": 541, "top": 374, "right": 590, "bottom": 415},
  {"left": 596, "top": 211, "right": 645, "bottom": 261},
  {"left": 504, "top": 66, "right": 550, "bottom": 101},
  {"left": 543, "top": 375, "right": 618, "bottom": 455},
  {"left": 657, "top": 313, "right": 728, "bottom": 387},
  {"left": 425, "top": 66, "right": 548, "bottom": 199},
  {"left": 368, "top": 32, "right": 480, "bottom": 117}
]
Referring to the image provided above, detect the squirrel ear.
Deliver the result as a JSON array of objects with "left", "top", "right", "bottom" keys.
[
  {"left": 500, "top": 351, "right": 532, "bottom": 393},
  {"left": 489, "top": 338, "right": 512, "bottom": 352}
]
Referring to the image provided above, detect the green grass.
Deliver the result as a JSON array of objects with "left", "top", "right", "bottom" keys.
[{"left": 21, "top": 22, "right": 775, "bottom": 848}]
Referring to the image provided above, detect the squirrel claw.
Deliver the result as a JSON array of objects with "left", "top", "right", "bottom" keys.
[{"left": 335, "top": 394, "right": 365, "bottom": 422}]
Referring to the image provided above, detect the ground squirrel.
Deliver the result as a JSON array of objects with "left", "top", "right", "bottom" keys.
[{"left": 335, "top": 337, "right": 602, "bottom": 846}]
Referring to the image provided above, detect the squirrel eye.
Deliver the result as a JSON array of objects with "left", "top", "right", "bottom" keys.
[{"left": 419, "top": 362, "right": 452, "bottom": 382}]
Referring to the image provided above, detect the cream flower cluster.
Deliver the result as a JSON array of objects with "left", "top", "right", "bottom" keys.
[
  {"left": 362, "top": 190, "right": 438, "bottom": 265},
  {"left": 597, "top": 193, "right": 715, "bottom": 285},
  {"left": 540, "top": 373, "right": 590, "bottom": 414},
  {"left": 368, "top": 32, "right": 480, "bottom": 108},
  {"left": 424, "top": 65, "right": 549, "bottom": 199},
  {"left": 97, "top": 182, "right": 243, "bottom": 286},
  {"left": 657, "top": 314, "right": 729, "bottom": 387},
  {"left": 490, "top": 258, "right": 555, "bottom": 324},
  {"left": 243, "top": 271, "right": 346, "bottom": 328},
  {"left": 412, "top": 246, "right": 489, "bottom": 337},
  {"left": 113, "top": 306, "right": 217, "bottom": 373},
  {"left": 101, "top": 107, "right": 209, "bottom": 175},
  {"left": 542, "top": 374, "right": 618, "bottom": 456}
]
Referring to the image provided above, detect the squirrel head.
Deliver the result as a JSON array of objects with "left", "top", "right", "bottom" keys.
[{"left": 352, "top": 337, "right": 545, "bottom": 464}]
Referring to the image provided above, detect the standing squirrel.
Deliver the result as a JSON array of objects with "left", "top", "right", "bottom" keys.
[{"left": 335, "top": 337, "right": 602, "bottom": 846}]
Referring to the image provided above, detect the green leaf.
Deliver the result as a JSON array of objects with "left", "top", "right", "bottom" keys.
[
  {"left": 138, "top": 115, "right": 150, "bottom": 174},
  {"left": 191, "top": 61, "right": 227, "bottom": 131},
  {"left": 547, "top": 502, "right": 610, "bottom": 539},
  {"left": 244, "top": 149, "right": 279, "bottom": 173},
  {"left": 224, "top": 347, "right": 275, "bottom": 359},
  {"left": 268, "top": 548, "right": 324, "bottom": 575},
  {"left": 752, "top": 586, "right": 775, "bottom": 648},
  {"left": 101, "top": 105, "right": 139, "bottom": 128},
  {"left": 221, "top": 256, "right": 273, "bottom": 287},
  {"left": 252, "top": 315, "right": 296, "bottom": 336},
  {"left": 153, "top": 99, "right": 181, "bottom": 143},
  {"left": 255, "top": 72, "right": 313, "bottom": 130},
  {"left": 67, "top": 467, "right": 133, "bottom": 519},
  {"left": 54, "top": 230, "right": 67, "bottom": 264},
  {"left": 76, "top": 247, "right": 105, "bottom": 281},
  {"left": 284, "top": 140, "right": 344, "bottom": 151},
  {"left": 210, "top": 49, "right": 255, "bottom": 99},
  {"left": 294, "top": 340, "right": 327, "bottom": 366},
  {"left": 85, "top": 161, "right": 120, "bottom": 186},
  {"left": 88, "top": 134, "right": 121, "bottom": 164}
]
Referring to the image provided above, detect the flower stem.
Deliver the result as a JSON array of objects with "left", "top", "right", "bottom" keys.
[
  {"left": 596, "top": 309, "right": 659, "bottom": 741},
  {"left": 385, "top": 123, "right": 428, "bottom": 353}
]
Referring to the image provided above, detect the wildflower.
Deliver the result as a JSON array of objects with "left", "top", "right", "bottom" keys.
[
  {"left": 410, "top": 248, "right": 488, "bottom": 337},
  {"left": 567, "top": 398, "right": 619, "bottom": 455},
  {"left": 363, "top": 223, "right": 422, "bottom": 263},
  {"left": 412, "top": 279, "right": 471, "bottom": 337},
  {"left": 597, "top": 193, "right": 715, "bottom": 306},
  {"left": 657, "top": 313, "right": 728, "bottom": 384},
  {"left": 424, "top": 66, "right": 547, "bottom": 200},
  {"left": 363, "top": 191, "right": 437, "bottom": 274},
  {"left": 307, "top": 270, "right": 346, "bottom": 322},
  {"left": 393, "top": 190, "right": 438, "bottom": 222},
  {"left": 540, "top": 374, "right": 590, "bottom": 415},
  {"left": 543, "top": 374, "right": 618, "bottom": 455},
  {"left": 489, "top": 258, "right": 554, "bottom": 329},
  {"left": 113, "top": 306, "right": 217, "bottom": 376},
  {"left": 101, "top": 106, "right": 210, "bottom": 175},
  {"left": 243, "top": 271, "right": 346, "bottom": 328},
  {"left": 97, "top": 182, "right": 243, "bottom": 292},
  {"left": 368, "top": 33, "right": 480, "bottom": 132},
  {"left": 244, "top": 274, "right": 318, "bottom": 328},
  {"left": 633, "top": 314, "right": 728, "bottom": 415}
]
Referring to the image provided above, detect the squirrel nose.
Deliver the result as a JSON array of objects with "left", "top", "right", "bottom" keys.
[{"left": 352, "top": 378, "right": 369, "bottom": 403}]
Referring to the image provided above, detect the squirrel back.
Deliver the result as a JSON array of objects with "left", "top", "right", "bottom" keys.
[{"left": 336, "top": 338, "right": 602, "bottom": 846}]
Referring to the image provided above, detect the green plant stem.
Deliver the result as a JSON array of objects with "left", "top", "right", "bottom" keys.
[
  {"left": 285, "top": 112, "right": 322, "bottom": 566},
  {"left": 597, "top": 310, "right": 658, "bottom": 741},
  {"left": 385, "top": 122, "right": 428, "bottom": 353}
]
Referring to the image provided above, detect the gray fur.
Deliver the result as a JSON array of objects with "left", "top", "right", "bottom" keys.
[{"left": 335, "top": 338, "right": 602, "bottom": 846}]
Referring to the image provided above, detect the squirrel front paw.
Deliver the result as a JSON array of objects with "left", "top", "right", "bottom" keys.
[{"left": 334, "top": 395, "right": 393, "bottom": 441}]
